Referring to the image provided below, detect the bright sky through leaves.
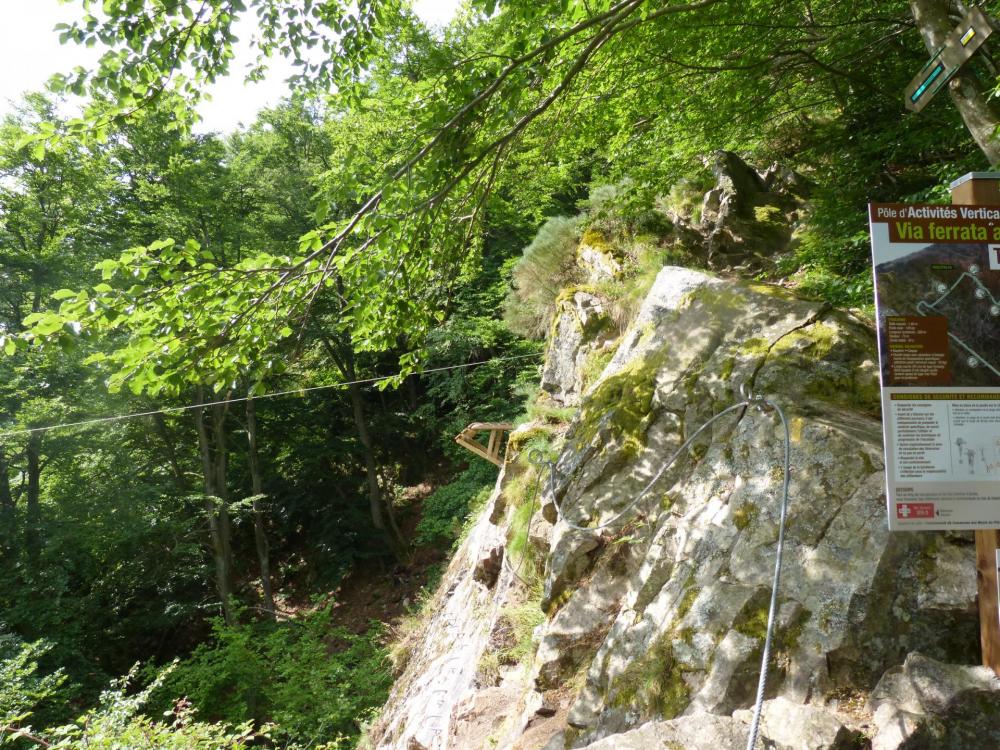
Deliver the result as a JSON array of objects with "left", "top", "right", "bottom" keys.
[{"left": 0, "top": 0, "right": 462, "bottom": 134}]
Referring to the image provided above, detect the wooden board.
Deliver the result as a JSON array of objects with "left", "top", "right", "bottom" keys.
[
  {"left": 976, "top": 529, "right": 1000, "bottom": 674},
  {"left": 454, "top": 422, "right": 514, "bottom": 467}
]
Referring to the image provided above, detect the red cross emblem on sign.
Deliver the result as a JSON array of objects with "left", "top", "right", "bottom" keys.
[{"left": 896, "top": 502, "right": 934, "bottom": 519}]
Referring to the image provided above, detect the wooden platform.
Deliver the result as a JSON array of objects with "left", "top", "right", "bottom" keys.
[{"left": 454, "top": 422, "right": 514, "bottom": 467}]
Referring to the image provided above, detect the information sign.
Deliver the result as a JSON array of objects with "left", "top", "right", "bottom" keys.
[
  {"left": 904, "top": 7, "right": 993, "bottom": 113},
  {"left": 870, "top": 202, "right": 1000, "bottom": 530}
]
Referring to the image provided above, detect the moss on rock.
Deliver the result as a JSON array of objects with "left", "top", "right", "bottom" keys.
[
  {"left": 732, "top": 501, "right": 758, "bottom": 531},
  {"left": 679, "top": 285, "right": 748, "bottom": 313},
  {"left": 719, "top": 356, "right": 736, "bottom": 381},
  {"left": 733, "top": 591, "right": 809, "bottom": 655},
  {"left": 756, "top": 317, "right": 882, "bottom": 417},
  {"left": 609, "top": 634, "right": 691, "bottom": 719},
  {"left": 739, "top": 337, "right": 771, "bottom": 356},
  {"left": 580, "top": 345, "right": 617, "bottom": 391},
  {"left": 580, "top": 228, "right": 614, "bottom": 255},
  {"left": 676, "top": 584, "right": 700, "bottom": 622},
  {"left": 746, "top": 281, "right": 800, "bottom": 301},
  {"left": 572, "top": 346, "right": 669, "bottom": 459}
]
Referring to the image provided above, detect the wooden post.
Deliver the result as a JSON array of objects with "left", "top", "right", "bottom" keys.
[{"left": 951, "top": 171, "right": 1000, "bottom": 676}]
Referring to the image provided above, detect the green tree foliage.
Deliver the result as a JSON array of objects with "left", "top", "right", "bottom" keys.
[
  {"left": 149, "top": 610, "right": 390, "bottom": 747},
  {"left": 414, "top": 462, "right": 496, "bottom": 545},
  {"left": 27, "top": 0, "right": 994, "bottom": 365},
  {"left": 0, "top": 78, "right": 537, "bottom": 744},
  {"left": 0, "top": 635, "right": 66, "bottom": 730}
]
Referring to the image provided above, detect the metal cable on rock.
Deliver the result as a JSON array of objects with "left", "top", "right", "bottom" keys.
[
  {"left": 501, "top": 466, "right": 542, "bottom": 588},
  {"left": 528, "top": 400, "right": 750, "bottom": 532},
  {"left": 744, "top": 396, "right": 791, "bottom": 750},
  {"left": 525, "top": 390, "right": 792, "bottom": 750}
]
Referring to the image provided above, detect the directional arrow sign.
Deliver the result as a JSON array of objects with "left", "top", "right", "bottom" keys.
[{"left": 906, "top": 7, "right": 994, "bottom": 113}]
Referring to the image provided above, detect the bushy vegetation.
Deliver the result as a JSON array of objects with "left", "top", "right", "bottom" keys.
[
  {"left": 504, "top": 216, "right": 584, "bottom": 338},
  {"left": 414, "top": 462, "right": 497, "bottom": 546},
  {"left": 0, "top": 635, "right": 66, "bottom": 730},
  {"left": 2, "top": 659, "right": 259, "bottom": 750},
  {"left": 0, "top": 611, "right": 389, "bottom": 749},
  {"left": 150, "top": 610, "right": 390, "bottom": 748}
]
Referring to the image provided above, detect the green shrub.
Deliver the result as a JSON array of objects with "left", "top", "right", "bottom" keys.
[
  {"left": 0, "top": 633, "right": 67, "bottom": 729},
  {"left": 148, "top": 610, "right": 391, "bottom": 748},
  {"left": 414, "top": 462, "right": 497, "bottom": 545},
  {"left": 0, "top": 644, "right": 258, "bottom": 750},
  {"left": 659, "top": 170, "right": 713, "bottom": 225},
  {"left": 44, "top": 665, "right": 257, "bottom": 750},
  {"left": 504, "top": 216, "right": 584, "bottom": 338},
  {"left": 584, "top": 181, "right": 674, "bottom": 238},
  {"left": 592, "top": 240, "right": 681, "bottom": 333}
]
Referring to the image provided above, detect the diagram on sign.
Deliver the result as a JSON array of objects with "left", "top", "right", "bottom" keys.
[
  {"left": 916, "top": 264, "right": 1000, "bottom": 379},
  {"left": 952, "top": 434, "right": 1000, "bottom": 476},
  {"left": 873, "top": 242, "right": 1000, "bottom": 387}
]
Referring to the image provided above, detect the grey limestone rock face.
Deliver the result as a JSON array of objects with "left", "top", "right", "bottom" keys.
[
  {"left": 733, "top": 697, "right": 857, "bottom": 749},
  {"left": 574, "top": 715, "right": 749, "bottom": 750},
  {"left": 869, "top": 652, "right": 1000, "bottom": 750},
  {"left": 473, "top": 545, "right": 504, "bottom": 588},
  {"left": 536, "top": 267, "right": 978, "bottom": 748},
  {"left": 540, "top": 290, "right": 616, "bottom": 407},
  {"left": 577, "top": 239, "right": 622, "bottom": 281},
  {"left": 577, "top": 702, "right": 858, "bottom": 750},
  {"left": 373, "top": 263, "right": 982, "bottom": 750},
  {"left": 534, "top": 542, "right": 631, "bottom": 690},
  {"left": 696, "top": 151, "right": 801, "bottom": 272}
]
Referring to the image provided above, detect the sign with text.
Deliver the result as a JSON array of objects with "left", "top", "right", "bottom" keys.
[
  {"left": 905, "top": 7, "right": 993, "bottom": 113},
  {"left": 870, "top": 203, "right": 1000, "bottom": 530}
]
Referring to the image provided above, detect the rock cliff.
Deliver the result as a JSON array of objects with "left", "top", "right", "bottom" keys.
[{"left": 370, "top": 157, "right": 998, "bottom": 750}]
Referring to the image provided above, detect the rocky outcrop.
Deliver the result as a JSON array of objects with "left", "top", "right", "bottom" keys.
[
  {"left": 535, "top": 267, "right": 965, "bottom": 748},
  {"left": 373, "top": 234, "right": 982, "bottom": 749},
  {"left": 540, "top": 289, "right": 615, "bottom": 406},
  {"left": 868, "top": 652, "right": 1000, "bottom": 749},
  {"left": 372, "top": 470, "right": 524, "bottom": 750},
  {"left": 696, "top": 151, "right": 807, "bottom": 272},
  {"left": 539, "top": 227, "right": 624, "bottom": 407},
  {"left": 574, "top": 700, "right": 860, "bottom": 750}
]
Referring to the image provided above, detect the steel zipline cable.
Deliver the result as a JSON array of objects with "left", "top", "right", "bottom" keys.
[
  {"left": 518, "top": 388, "right": 791, "bottom": 750},
  {"left": 0, "top": 352, "right": 543, "bottom": 440}
]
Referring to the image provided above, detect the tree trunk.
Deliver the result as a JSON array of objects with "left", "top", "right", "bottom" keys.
[
  {"left": 152, "top": 412, "right": 189, "bottom": 492},
  {"left": 320, "top": 335, "right": 407, "bottom": 561},
  {"left": 194, "top": 389, "right": 236, "bottom": 624},
  {"left": 909, "top": 0, "right": 1000, "bottom": 165},
  {"left": 0, "top": 445, "right": 15, "bottom": 558},
  {"left": 347, "top": 378, "right": 406, "bottom": 561},
  {"left": 24, "top": 433, "right": 42, "bottom": 564},
  {"left": 246, "top": 397, "right": 276, "bottom": 619}
]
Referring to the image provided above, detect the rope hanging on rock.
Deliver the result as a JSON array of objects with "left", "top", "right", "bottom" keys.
[{"left": 520, "top": 386, "right": 792, "bottom": 750}]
